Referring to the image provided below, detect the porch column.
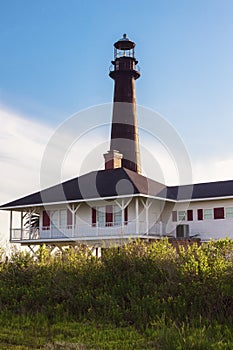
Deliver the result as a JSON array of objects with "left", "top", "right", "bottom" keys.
[
  {"left": 10, "top": 211, "right": 12, "bottom": 241},
  {"left": 121, "top": 199, "right": 124, "bottom": 234},
  {"left": 146, "top": 205, "right": 149, "bottom": 235},
  {"left": 115, "top": 198, "right": 131, "bottom": 236},
  {"left": 29, "top": 210, "right": 32, "bottom": 239},
  {"left": 135, "top": 197, "right": 139, "bottom": 235},
  {"left": 72, "top": 210, "right": 75, "bottom": 237},
  {"left": 140, "top": 199, "right": 152, "bottom": 235},
  {"left": 39, "top": 209, "right": 42, "bottom": 239},
  {"left": 71, "top": 205, "right": 75, "bottom": 237},
  {"left": 68, "top": 204, "right": 81, "bottom": 238},
  {"left": 159, "top": 221, "right": 163, "bottom": 236},
  {"left": 21, "top": 211, "right": 24, "bottom": 240},
  {"left": 97, "top": 221, "right": 99, "bottom": 237}
]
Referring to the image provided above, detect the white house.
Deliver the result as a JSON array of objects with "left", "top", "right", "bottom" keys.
[
  {"left": 2, "top": 167, "right": 233, "bottom": 248},
  {"left": 1, "top": 34, "right": 233, "bottom": 251}
]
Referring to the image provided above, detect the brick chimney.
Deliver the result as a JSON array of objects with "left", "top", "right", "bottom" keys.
[{"left": 104, "top": 150, "right": 123, "bottom": 170}]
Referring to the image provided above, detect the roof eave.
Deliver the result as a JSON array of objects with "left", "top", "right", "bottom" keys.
[{"left": 0, "top": 192, "right": 175, "bottom": 210}]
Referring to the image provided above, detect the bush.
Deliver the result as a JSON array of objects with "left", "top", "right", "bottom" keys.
[{"left": 0, "top": 239, "right": 232, "bottom": 330}]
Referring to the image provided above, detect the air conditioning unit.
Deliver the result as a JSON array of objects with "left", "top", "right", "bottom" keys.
[{"left": 176, "top": 224, "right": 189, "bottom": 239}]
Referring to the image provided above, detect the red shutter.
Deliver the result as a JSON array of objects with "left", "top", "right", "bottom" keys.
[
  {"left": 172, "top": 211, "right": 177, "bottom": 222},
  {"left": 197, "top": 209, "right": 203, "bottom": 220},
  {"left": 187, "top": 210, "right": 193, "bottom": 221},
  {"left": 124, "top": 206, "right": 128, "bottom": 225},
  {"left": 67, "top": 209, "right": 72, "bottom": 227},
  {"left": 106, "top": 205, "right": 113, "bottom": 226},
  {"left": 42, "top": 210, "right": 50, "bottom": 229},
  {"left": 214, "top": 207, "right": 224, "bottom": 219},
  {"left": 92, "top": 208, "right": 96, "bottom": 227}
]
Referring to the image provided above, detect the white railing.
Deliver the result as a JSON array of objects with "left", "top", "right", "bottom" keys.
[
  {"left": 11, "top": 228, "right": 39, "bottom": 241},
  {"left": 11, "top": 221, "right": 161, "bottom": 242}
]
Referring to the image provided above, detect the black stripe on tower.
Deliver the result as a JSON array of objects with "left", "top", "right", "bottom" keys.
[{"left": 111, "top": 123, "right": 137, "bottom": 141}]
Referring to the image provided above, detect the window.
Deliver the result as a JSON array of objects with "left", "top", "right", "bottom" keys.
[
  {"left": 214, "top": 207, "right": 224, "bottom": 220},
  {"left": 114, "top": 206, "right": 122, "bottom": 226},
  {"left": 97, "top": 206, "right": 105, "bottom": 226},
  {"left": 51, "top": 211, "right": 59, "bottom": 228},
  {"left": 226, "top": 207, "right": 233, "bottom": 218},
  {"left": 50, "top": 210, "right": 68, "bottom": 228},
  {"left": 92, "top": 208, "right": 96, "bottom": 227},
  {"left": 124, "top": 207, "right": 128, "bottom": 225},
  {"left": 42, "top": 210, "right": 50, "bottom": 229},
  {"left": 172, "top": 211, "right": 177, "bottom": 222},
  {"left": 197, "top": 209, "right": 203, "bottom": 220},
  {"left": 92, "top": 205, "right": 125, "bottom": 227},
  {"left": 105, "top": 205, "right": 113, "bottom": 227},
  {"left": 178, "top": 211, "right": 186, "bottom": 221},
  {"left": 204, "top": 209, "right": 213, "bottom": 220},
  {"left": 67, "top": 209, "right": 73, "bottom": 228},
  {"left": 173, "top": 210, "right": 193, "bottom": 222},
  {"left": 60, "top": 210, "right": 66, "bottom": 228},
  {"left": 187, "top": 210, "right": 193, "bottom": 221},
  {"left": 43, "top": 209, "right": 73, "bottom": 229}
]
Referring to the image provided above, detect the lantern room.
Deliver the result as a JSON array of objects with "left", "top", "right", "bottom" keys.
[
  {"left": 110, "top": 34, "right": 140, "bottom": 79},
  {"left": 113, "top": 33, "right": 136, "bottom": 60}
]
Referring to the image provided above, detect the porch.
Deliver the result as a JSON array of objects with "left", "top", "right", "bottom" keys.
[
  {"left": 8, "top": 196, "right": 168, "bottom": 245},
  {"left": 10, "top": 220, "right": 163, "bottom": 244}
]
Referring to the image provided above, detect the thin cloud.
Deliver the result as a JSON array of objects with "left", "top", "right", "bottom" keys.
[
  {"left": 192, "top": 158, "right": 233, "bottom": 183},
  {"left": 0, "top": 106, "right": 53, "bottom": 203}
]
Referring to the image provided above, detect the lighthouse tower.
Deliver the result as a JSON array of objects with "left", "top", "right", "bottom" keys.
[{"left": 105, "top": 34, "right": 141, "bottom": 174}]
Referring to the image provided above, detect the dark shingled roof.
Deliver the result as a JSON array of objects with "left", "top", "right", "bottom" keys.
[
  {"left": 1, "top": 168, "right": 233, "bottom": 209},
  {"left": 0, "top": 168, "right": 167, "bottom": 209},
  {"left": 175, "top": 180, "right": 233, "bottom": 200}
]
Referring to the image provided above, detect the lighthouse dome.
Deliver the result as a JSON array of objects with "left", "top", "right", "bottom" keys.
[{"left": 114, "top": 34, "right": 135, "bottom": 50}]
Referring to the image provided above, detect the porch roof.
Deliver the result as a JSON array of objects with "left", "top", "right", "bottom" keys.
[{"left": 0, "top": 168, "right": 168, "bottom": 209}]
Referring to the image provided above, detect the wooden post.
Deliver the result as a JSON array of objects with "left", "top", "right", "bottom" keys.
[
  {"left": 146, "top": 205, "right": 149, "bottom": 235},
  {"left": 121, "top": 199, "right": 124, "bottom": 234},
  {"left": 71, "top": 204, "right": 75, "bottom": 237},
  {"left": 39, "top": 209, "right": 42, "bottom": 239},
  {"left": 10, "top": 211, "right": 12, "bottom": 241},
  {"left": 135, "top": 197, "right": 139, "bottom": 235},
  {"left": 140, "top": 199, "right": 152, "bottom": 235},
  {"left": 67, "top": 204, "right": 81, "bottom": 238},
  {"left": 21, "top": 211, "right": 24, "bottom": 240},
  {"left": 29, "top": 210, "right": 32, "bottom": 239},
  {"left": 115, "top": 198, "right": 131, "bottom": 236}
]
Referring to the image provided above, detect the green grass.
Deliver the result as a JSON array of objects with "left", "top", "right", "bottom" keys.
[{"left": 0, "top": 314, "right": 232, "bottom": 349}]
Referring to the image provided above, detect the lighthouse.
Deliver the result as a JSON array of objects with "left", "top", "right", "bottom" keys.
[{"left": 104, "top": 34, "right": 141, "bottom": 174}]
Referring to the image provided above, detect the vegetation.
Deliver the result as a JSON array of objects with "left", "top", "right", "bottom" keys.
[{"left": 0, "top": 239, "right": 232, "bottom": 349}]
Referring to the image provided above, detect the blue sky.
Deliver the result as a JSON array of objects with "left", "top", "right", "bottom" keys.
[
  {"left": 1, "top": 1, "right": 233, "bottom": 124},
  {"left": 1, "top": 0, "right": 233, "bottom": 201}
]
